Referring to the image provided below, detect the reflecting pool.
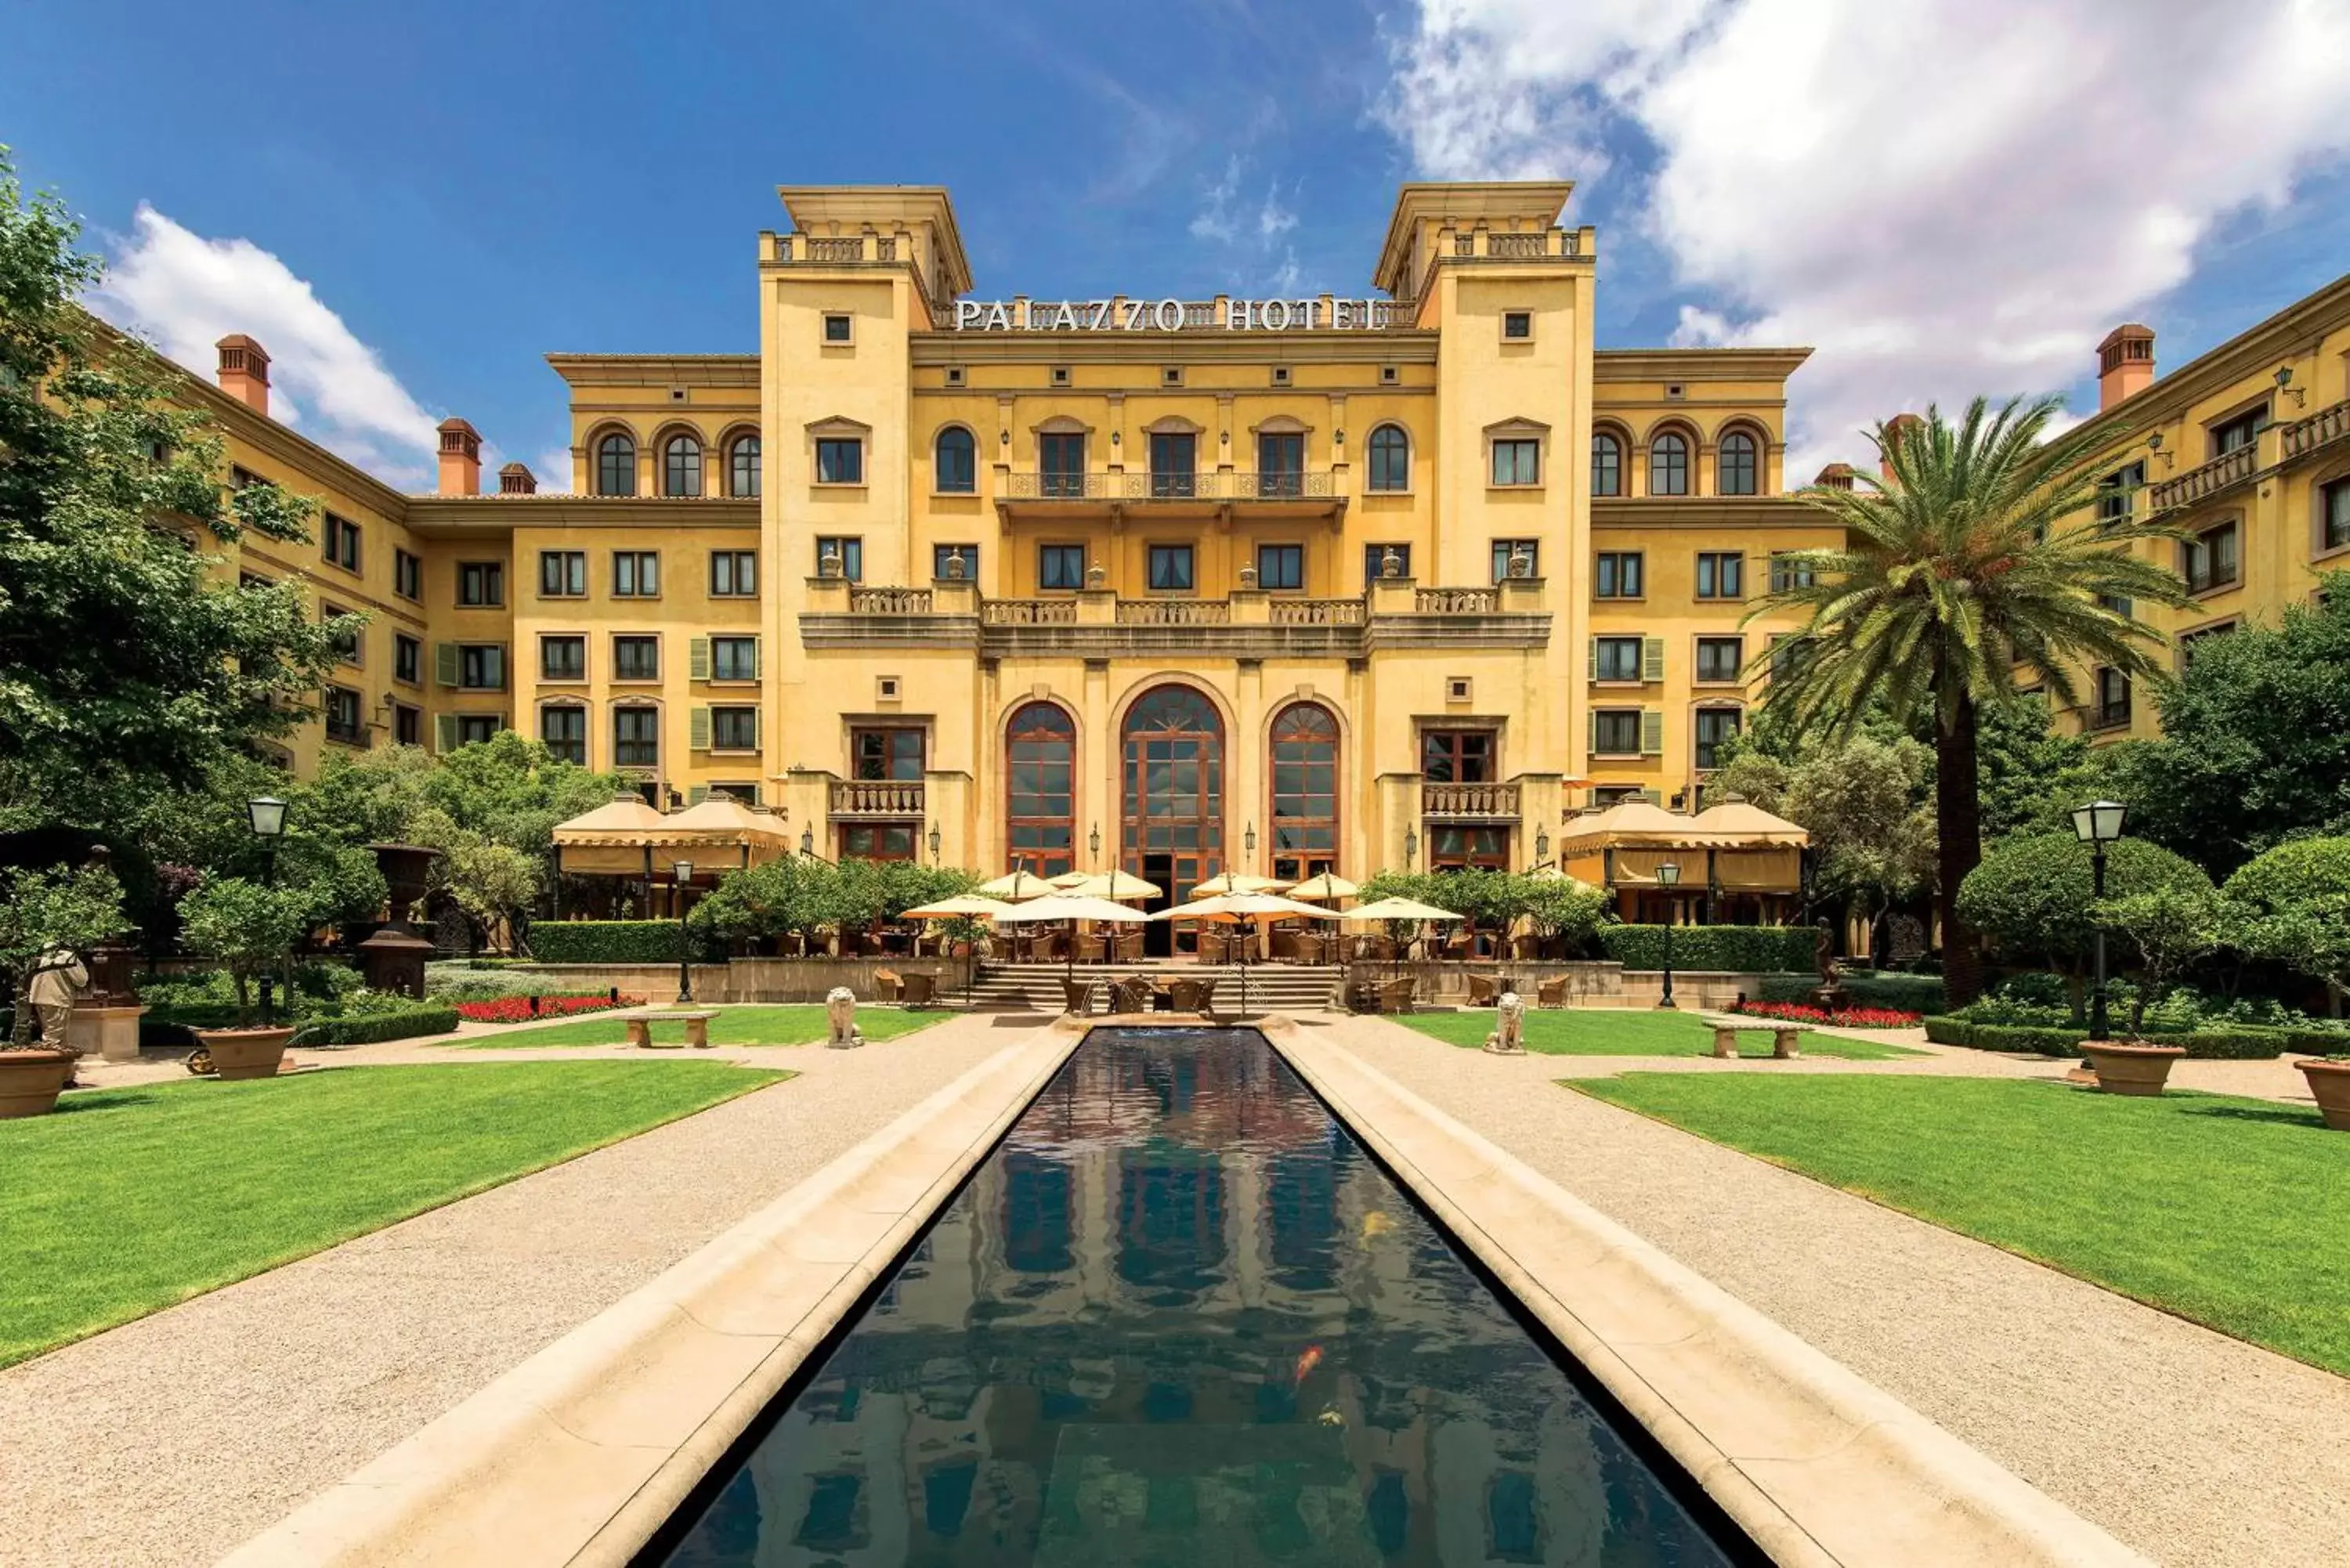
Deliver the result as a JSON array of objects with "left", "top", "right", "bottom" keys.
[{"left": 658, "top": 1028, "right": 1739, "bottom": 1566}]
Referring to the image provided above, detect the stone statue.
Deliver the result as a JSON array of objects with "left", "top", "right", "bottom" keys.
[
  {"left": 1808, "top": 920, "right": 1851, "bottom": 1013},
  {"left": 1379, "top": 546, "right": 1404, "bottom": 580},
  {"left": 1483, "top": 988, "right": 1526, "bottom": 1054},
  {"left": 826, "top": 985, "right": 864, "bottom": 1049}
]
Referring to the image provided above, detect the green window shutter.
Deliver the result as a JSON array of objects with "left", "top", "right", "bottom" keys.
[
  {"left": 434, "top": 641, "right": 460, "bottom": 687},
  {"left": 689, "top": 637, "right": 710, "bottom": 680},
  {"left": 1586, "top": 709, "right": 1596, "bottom": 757},
  {"left": 688, "top": 784, "right": 709, "bottom": 805},
  {"left": 1640, "top": 709, "right": 1665, "bottom": 755},
  {"left": 1585, "top": 638, "right": 1597, "bottom": 681},
  {"left": 433, "top": 714, "right": 458, "bottom": 754},
  {"left": 748, "top": 637, "right": 760, "bottom": 680},
  {"left": 689, "top": 706, "right": 712, "bottom": 751},
  {"left": 1642, "top": 637, "right": 1665, "bottom": 681}
]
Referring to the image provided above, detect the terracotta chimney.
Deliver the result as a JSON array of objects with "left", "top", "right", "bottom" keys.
[
  {"left": 436, "top": 417, "right": 482, "bottom": 497},
  {"left": 1879, "top": 413, "right": 1924, "bottom": 481},
  {"left": 215, "top": 335, "right": 271, "bottom": 416},
  {"left": 1814, "top": 462, "right": 1856, "bottom": 491},
  {"left": 2098, "top": 323, "right": 2155, "bottom": 411},
  {"left": 497, "top": 462, "right": 537, "bottom": 495}
]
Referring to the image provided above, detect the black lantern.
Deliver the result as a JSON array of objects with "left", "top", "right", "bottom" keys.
[
  {"left": 1654, "top": 861, "right": 1681, "bottom": 1010},
  {"left": 2071, "top": 801, "right": 2128, "bottom": 1040}
]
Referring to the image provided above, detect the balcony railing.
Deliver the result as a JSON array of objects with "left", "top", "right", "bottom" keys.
[
  {"left": 2283, "top": 396, "right": 2350, "bottom": 461},
  {"left": 1268, "top": 598, "right": 1365, "bottom": 626},
  {"left": 2148, "top": 445, "right": 2256, "bottom": 512},
  {"left": 1415, "top": 587, "right": 1499, "bottom": 614},
  {"left": 979, "top": 598, "right": 1079, "bottom": 625},
  {"left": 848, "top": 587, "right": 932, "bottom": 614},
  {"left": 1118, "top": 598, "right": 1231, "bottom": 625},
  {"left": 1228, "top": 470, "right": 1336, "bottom": 500},
  {"left": 1000, "top": 470, "right": 1339, "bottom": 502},
  {"left": 1422, "top": 781, "right": 1521, "bottom": 820},
  {"left": 830, "top": 779, "right": 925, "bottom": 818},
  {"left": 802, "top": 237, "right": 866, "bottom": 262}
]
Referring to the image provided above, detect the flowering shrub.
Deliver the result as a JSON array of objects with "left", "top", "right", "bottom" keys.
[
  {"left": 454, "top": 992, "right": 642, "bottom": 1024},
  {"left": 1731, "top": 999, "right": 1922, "bottom": 1029}
]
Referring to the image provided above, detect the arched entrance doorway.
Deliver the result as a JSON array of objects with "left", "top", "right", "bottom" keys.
[{"left": 1120, "top": 685, "right": 1224, "bottom": 953}]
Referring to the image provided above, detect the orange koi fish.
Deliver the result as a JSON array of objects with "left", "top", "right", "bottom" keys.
[{"left": 1293, "top": 1345, "right": 1324, "bottom": 1385}]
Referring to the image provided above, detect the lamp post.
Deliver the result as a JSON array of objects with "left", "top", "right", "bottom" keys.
[
  {"left": 672, "top": 860, "right": 696, "bottom": 1003},
  {"left": 1654, "top": 860, "right": 1681, "bottom": 1010},
  {"left": 248, "top": 796, "right": 287, "bottom": 1024},
  {"left": 2071, "top": 800, "right": 2128, "bottom": 1040}
]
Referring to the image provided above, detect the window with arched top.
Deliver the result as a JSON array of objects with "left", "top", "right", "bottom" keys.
[
  {"left": 1006, "top": 702, "right": 1076, "bottom": 879},
  {"left": 595, "top": 432, "right": 636, "bottom": 497},
  {"left": 935, "top": 426, "right": 976, "bottom": 493},
  {"left": 728, "top": 435, "right": 760, "bottom": 498},
  {"left": 1649, "top": 430, "right": 1690, "bottom": 497},
  {"left": 1269, "top": 702, "right": 1339, "bottom": 882},
  {"left": 662, "top": 434, "right": 703, "bottom": 497},
  {"left": 1719, "top": 429, "right": 1759, "bottom": 496},
  {"left": 1121, "top": 686, "right": 1225, "bottom": 903},
  {"left": 1592, "top": 431, "right": 1623, "bottom": 497},
  {"left": 1367, "top": 425, "right": 1409, "bottom": 491}
]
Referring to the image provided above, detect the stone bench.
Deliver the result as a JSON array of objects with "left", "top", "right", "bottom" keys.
[
  {"left": 1705, "top": 1019, "right": 1803, "bottom": 1060},
  {"left": 624, "top": 1010, "right": 721, "bottom": 1050}
]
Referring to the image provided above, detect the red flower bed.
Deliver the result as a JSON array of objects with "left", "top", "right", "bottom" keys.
[
  {"left": 455, "top": 993, "right": 644, "bottom": 1024},
  {"left": 1731, "top": 999, "right": 1922, "bottom": 1029}
]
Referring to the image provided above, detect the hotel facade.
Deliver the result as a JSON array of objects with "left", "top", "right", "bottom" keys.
[{"left": 172, "top": 182, "right": 2350, "bottom": 905}]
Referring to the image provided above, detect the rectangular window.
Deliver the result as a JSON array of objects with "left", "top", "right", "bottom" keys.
[
  {"left": 1595, "top": 551, "right": 1643, "bottom": 598},
  {"left": 1256, "top": 543, "right": 1303, "bottom": 591},
  {"left": 457, "top": 715, "right": 502, "bottom": 747},
  {"left": 1696, "top": 636, "right": 1744, "bottom": 684},
  {"left": 815, "top": 537, "right": 863, "bottom": 581},
  {"left": 540, "top": 634, "right": 586, "bottom": 682},
  {"left": 1491, "top": 540, "right": 1540, "bottom": 582},
  {"left": 2096, "top": 462, "right": 2145, "bottom": 529},
  {"left": 1769, "top": 552, "right": 1816, "bottom": 592},
  {"left": 324, "top": 685, "right": 364, "bottom": 745},
  {"left": 613, "top": 707, "right": 660, "bottom": 768},
  {"left": 613, "top": 551, "right": 660, "bottom": 598},
  {"left": 1694, "top": 551, "right": 1744, "bottom": 600},
  {"left": 2210, "top": 405, "right": 2265, "bottom": 456},
  {"left": 394, "top": 634, "right": 421, "bottom": 685},
  {"left": 2325, "top": 477, "right": 2350, "bottom": 553},
  {"left": 1427, "top": 825, "right": 1509, "bottom": 871},
  {"left": 708, "top": 782, "right": 760, "bottom": 806},
  {"left": 323, "top": 513, "right": 361, "bottom": 572},
  {"left": 458, "top": 645, "right": 505, "bottom": 691},
  {"left": 539, "top": 550, "right": 586, "bottom": 598},
  {"left": 710, "top": 706, "right": 759, "bottom": 752},
  {"left": 709, "top": 550, "right": 757, "bottom": 597},
  {"left": 815, "top": 437, "right": 863, "bottom": 484},
  {"left": 322, "top": 605, "right": 360, "bottom": 665},
  {"left": 457, "top": 560, "right": 504, "bottom": 607},
  {"left": 1695, "top": 707, "right": 1742, "bottom": 770},
  {"left": 1148, "top": 432, "right": 1196, "bottom": 497},
  {"left": 1593, "top": 710, "right": 1643, "bottom": 757},
  {"left": 2182, "top": 520, "right": 2240, "bottom": 593},
  {"left": 1257, "top": 432, "right": 1304, "bottom": 497},
  {"left": 1593, "top": 636, "right": 1643, "bottom": 682},
  {"left": 1420, "top": 729, "right": 1495, "bottom": 783},
  {"left": 540, "top": 706, "right": 585, "bottom": 765},
  {"left": 710, "top": 635, "right": 758, "bottom": 681},
  {"left": 394, "top": 704, "right": 421, "bottom": 747},
  {"left": 1501, "top": 310, "right": 1531, "bottom": 340},
  {"left": 1039, "top": 432, "right": 1086, "bottom": 497},
  {"left": 1039, "top": 544, "right": 1086, "bottom": 590},
  {"left": 2099, "top": 591, "right": 2135, "bottom": 619},
  {"left": 933, "top": 544, "right": 978, "bottom": 581},
  {"left": 613, "top": 635, "right": 660, "bottom": 681},
  {"left": 1491, "top": 439, "right": 1541, "bottom": 486},
  {"left": 1148, "top": 544, "right": 1195, "bottom": 592},
  {"left": 839, "top": 824, "right": 918, "bottom": 861},
  {"left": 1768, "top": 634, "right": 1813, "bottom": 684},
  {"left": 394, "top": 548, "right": 421, "bottom": 602},
  {"left": 1365, "top": 543, "right": 1411, "bottom": 583},
  {"left": 2094, "top": 667, "right": 2132, "bottom": 729},
  {"left": 822, "top": 313, "right": 852, "bottom": 343},
  {"left": 851, "top": 727, "right": 925, "bottom": 781}
]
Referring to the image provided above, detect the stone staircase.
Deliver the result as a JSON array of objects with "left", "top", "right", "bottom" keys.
[{"left": 962, "top": 962, "right": 1346, "bottom": 1015}]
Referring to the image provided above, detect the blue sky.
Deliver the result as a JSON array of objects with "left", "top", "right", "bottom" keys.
[{"left": 13, "top": 0, "right": 2350, "bottom": 486}]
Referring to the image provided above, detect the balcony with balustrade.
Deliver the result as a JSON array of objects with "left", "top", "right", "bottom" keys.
[
  {"left": 995, "top": 467, "right": 1346, "bottom": 522},
  {"left": 829, "top": 778, "right": 926, "bottom": 818},
  {"left": 1420, "top": 780, "right": 1522, "bottom": 821},
  {"left": 2146, "top": 396, "right": 2350, "bottom": 515}
]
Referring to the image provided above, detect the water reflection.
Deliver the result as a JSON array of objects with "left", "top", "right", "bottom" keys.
[{"left": 662, "top": 1028, "right": 1734, "bottom": 1566}]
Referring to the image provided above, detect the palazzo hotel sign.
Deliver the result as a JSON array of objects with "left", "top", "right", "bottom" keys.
[{"left": 952, "top": 296, "right": 1406, "bottom": 332}]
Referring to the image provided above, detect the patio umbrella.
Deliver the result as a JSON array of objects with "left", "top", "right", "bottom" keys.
[
  {"left": 1191, "top": 871, "right": 1286, "bottom": 896},
  {"left": 993, "top": 893, "right": 1151, "bottom": 982},
  {"left": 1047, "top": 870, "right": 1093, "bottom": 888},
  {"left": 976, "top": 869, "right": 1055, "bottom": 900},
  {"left": 1286, "top": 870, "right": 1360, "bottom": 902},
  {"left": 1065, "top": 869, "right": 1162, "bottom": 902},
  {"left": 900, "top": 894, "right": 1018, "bottom": 1009},
  {"left": 1340, "top": 894, "right": 1465, "bottom": 973},
  {"left": 1157, "top": 892, "right": 1340, "bottom": 1017}
]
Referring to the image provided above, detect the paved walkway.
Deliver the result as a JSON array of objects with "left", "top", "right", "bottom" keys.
[
  {"left": 0, "top": 1014, "right": 1020, "bottom": 1568},
  {"left": 1328, "top": 1015, "right": 2350, "bottom": 1568}
]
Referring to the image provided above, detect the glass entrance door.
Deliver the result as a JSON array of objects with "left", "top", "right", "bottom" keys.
[{"left": 1122, "top": 687, "right": 1224, "bottom": 933}]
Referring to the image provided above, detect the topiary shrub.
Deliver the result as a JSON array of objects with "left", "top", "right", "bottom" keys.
[
  {"left": 1922, "top": 1017, "right": 2088, "bottom": 1054},
  {"left": 530, "top": 920, "right": 691, "bottom": 964},
  {"left": 1596, "top": 925, "right": 1818, "bottom": 972},
  {"left": 289, "top": 1006, "right": 459, "bottom": 1047}
]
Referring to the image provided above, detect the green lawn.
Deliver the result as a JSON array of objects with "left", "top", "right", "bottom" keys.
[
  {"left": 1, "top": 1061, "right": 783, "bottom": 1367},
  {"left": 1573, "top": 1074, "right": 2350, "bottom": 1376},
  {"left": 1397, "top": 1007, "right": 1922, "bottom": 1060},
  {"left": 463, "top": 1003, "right": 945, "bottom": 1050}
]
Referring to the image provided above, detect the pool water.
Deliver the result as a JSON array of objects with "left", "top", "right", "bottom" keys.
[{"left": 657, "top": 1028, "right": 1740, "bottom": 1566}]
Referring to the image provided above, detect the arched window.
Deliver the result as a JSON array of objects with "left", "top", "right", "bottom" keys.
[
  {"left": 1649, "top": 430, "right": 1690, "bottom": 497},
  {"left": 728, "top": 435, "right": 760, "bottom": 498},
  {"left": 1366, "top": 425, "right": 1409, "bottom": 491},
  {"left": 1120, "top": 686, "right": 1224, "bottom": 906},
  {"left": 1719, "top": 429, "right": 1759, "bottom": 496},
  {"left": 1592, "top": 431, "right": 1623, "bottom": 497},
  {"left": 1006, "top": 703, "right": 1076, "bottom": 879},
  {"left": 662, "top": 434, "right": 703, "bottom": 497},
  {"left": 595, "top": 432, "right": 636, "bottom": 497},
  {"left": 1268, "top": 702, "right": 1339, "bottom": 882},
  {"left": 935, "top": 426, "right": 976, "bottom": 493}
]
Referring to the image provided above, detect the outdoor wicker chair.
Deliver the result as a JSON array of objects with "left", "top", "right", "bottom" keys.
[
  {"left": 1378, "top": 976, "right": 1416, "bottom": 1013},
  {"left": 1166, "top": 977, "right": 1211, "bottom": 1016},
  {"left": 1466, "top": 973, "right": 1499, "bottom": 1006},
  {"left": 1061, "top": 977, "right": 1097, "bottom": 1014},
  {"left": 1536, "top": 975, "right": 1569, "bottom": 1008},
  {"left": 1112, "top": 976, "right": 1156, "bottom": 1014}
]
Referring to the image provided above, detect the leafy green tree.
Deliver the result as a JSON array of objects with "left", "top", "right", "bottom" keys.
[
  {"left": 1751, "top": 396, "right": 2190, "bottom": 1003},
  {"left": 1973, "top": 697, "right": 2102, "bottom": 842},
  {"left": 175, "top": 876, "right": 314, "bottom": 1027},
  {"left": 1, "top": 863, "right": 129, "bottom": 1047},
  {"left": 2097, "top": 883, "right": 2227, "bottom": 1034},
  {"left": 1519, "top": 876, "right": 1610, "bottom": 951},
  {"left": 2223, "top": 836, "right": 2350, "bottom": 1016},
  {"left": 1956, "top": 833, "right": 2212, "bottom": 1015},
  {"left": 0, "top": 149, "right": 344, "bottom": 828}
]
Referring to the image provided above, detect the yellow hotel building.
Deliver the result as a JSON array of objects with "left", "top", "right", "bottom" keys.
[{"left": 172, "top": 179, "right": 2350, "bottom": 909}]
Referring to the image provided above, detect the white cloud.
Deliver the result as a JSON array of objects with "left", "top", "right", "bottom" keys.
[
  {"left": 93, "top": 205, "right": 442, "bottom": 486},
  {"left": 1383, "top": 0, "right": 2350, "bottom": 473},
  {"left": 533, "top": 446, "right": 576, "bottom": 496}
]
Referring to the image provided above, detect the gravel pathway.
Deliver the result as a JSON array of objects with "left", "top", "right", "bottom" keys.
[
  {"left": 1328, "top": 1015, "right": 2350, "bottom": 1568},
  {"left": 0, "top": 1016, "right": 1018, "bottom": 1568}
]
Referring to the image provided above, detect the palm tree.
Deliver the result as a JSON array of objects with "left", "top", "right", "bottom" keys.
[{"left": 1748, "top": 396, "right": 2189, "bottom": 1004}]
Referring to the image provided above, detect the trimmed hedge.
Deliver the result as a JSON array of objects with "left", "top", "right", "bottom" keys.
[
  {"left": 289, "top": 1006, "right": 460, "bottom": 1047},
  {"left": 1758, "top": 970, "right": 1946, "bottom": 1013},
  {"left": 1923, "top": 1016, "right": 2292, "bottom": 1060},
  {"left": 530, "top": 921, "right": 692, "bottom": 964},
  {"left": 1597, "top": 925, "right": 1817, "bottom": 974}
]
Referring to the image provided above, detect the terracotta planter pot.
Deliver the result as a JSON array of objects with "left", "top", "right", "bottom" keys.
[
  {"left": 2081, "top": 1039, "right": 2187, "bottom": 1097},
  {"left": 2295, "top": 1057, "right": 2350, "bottom": 1130},
  {"left": 194, "top": 1025, "right": 298, "bottom": 1082},
  {"left": 0, "top": 1048, "right": 76, "bottom": 1118}
]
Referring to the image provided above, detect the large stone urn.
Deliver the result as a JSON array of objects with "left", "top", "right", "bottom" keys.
[
  {"left": 193, "top": 1024, "right": 298, "bottom": 1081},
  {"left": 0, "top": 1049, "right": 76, "bottom": 1118},
  {"left": 2080, "top": 1039, "right": 2188, "bottom": 1097},
  {"left": 2295, "top": 1057, "right": 2350, "bottom": 1130},
  {"left": 358, "top": 843, "right": 442, "bottom": 999}
]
